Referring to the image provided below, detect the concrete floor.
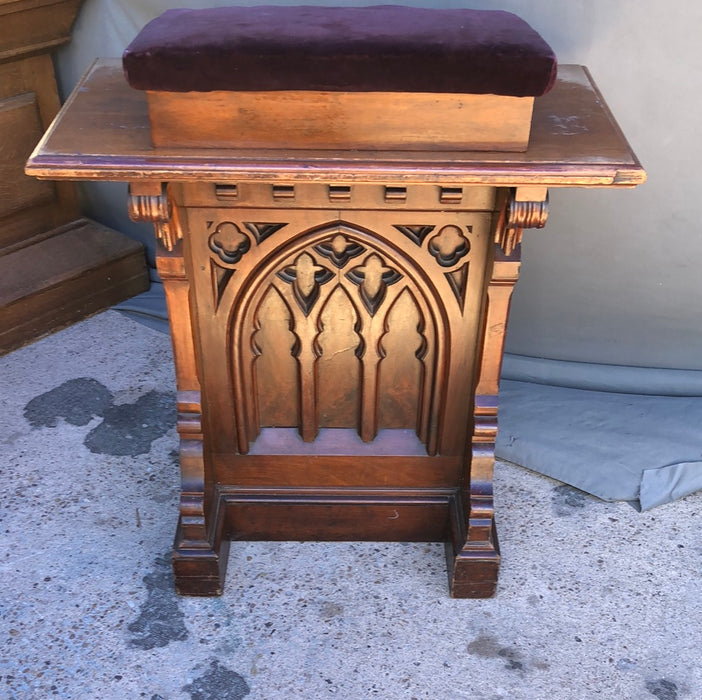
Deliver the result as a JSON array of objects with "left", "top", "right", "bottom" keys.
[{"left": 0, "top": 310, "right": 699, "bottom": 700}]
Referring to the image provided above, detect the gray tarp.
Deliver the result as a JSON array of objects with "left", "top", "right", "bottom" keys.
[{"left": 497, "top": 378, "right": 702, "bottom": 510}]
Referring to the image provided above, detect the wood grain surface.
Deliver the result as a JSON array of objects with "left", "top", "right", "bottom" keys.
[
  {"left": 27, "top": 60, "right": 645, "bottom": 187},
  {"left": 28, "top": 56, "right": 645, "bottom": 598}
]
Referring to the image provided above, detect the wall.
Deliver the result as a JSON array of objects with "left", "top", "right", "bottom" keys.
[{"left": 55, "top": 1, "right": 702, "bottom": 374}]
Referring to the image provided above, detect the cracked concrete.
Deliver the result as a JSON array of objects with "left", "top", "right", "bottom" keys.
[{"left": 0, "top": 310, "right": 700, "bottom": 699}]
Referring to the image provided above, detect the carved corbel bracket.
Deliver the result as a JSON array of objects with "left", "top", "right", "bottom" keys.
[
  {"left": 127, "top": 182, "right": 181, "bottom": 251},
  {"left": 495, "top": 187, "right": 549, "bottom": 256}
]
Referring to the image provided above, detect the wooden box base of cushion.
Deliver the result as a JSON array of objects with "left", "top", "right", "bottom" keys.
[{"left": 147, "top": 90, "right": 534, "bottom": 151}]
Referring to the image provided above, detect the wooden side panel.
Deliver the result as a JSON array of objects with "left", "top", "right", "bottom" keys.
[
  {"left": 0, "top": 218, "right": 148, "bottom": 354},
  {"left": 0, "top": 0, "right": 83, "bottom": 60},
  {"left": 157, "top": 242, "right": 200, "bottom": 394},
  {"left": 0, "top": 15, "right": 150, "bottom": 356},
  {"left": 0, "top": 52, "right": 77, "bottom": 246},
  {"left": 0, "top": 92, "right": 54, "bottom": 220},
  {"left": 154, "top": 219, "right": 217, "bottom": 570}
]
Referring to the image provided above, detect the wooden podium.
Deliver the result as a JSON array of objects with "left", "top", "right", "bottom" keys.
[{"left": 27, "top": 56, "right": 644, "bottom": 596}]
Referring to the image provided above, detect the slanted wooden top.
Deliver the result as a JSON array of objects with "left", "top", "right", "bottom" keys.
[{"left": 27, "top": 59, "right": 645, "bottom": 188}]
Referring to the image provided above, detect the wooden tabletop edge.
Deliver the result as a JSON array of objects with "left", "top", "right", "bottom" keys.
[
  {"left": 25, "top": 59, "right": 646, "bottom": 189},
  {"left": 24, "top": 158, "right": 645, "bottom": 188}
]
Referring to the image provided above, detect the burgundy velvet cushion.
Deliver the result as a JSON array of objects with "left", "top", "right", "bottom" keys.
[{"left": 123, "top": 5, "right": 557, "bottom": 97}]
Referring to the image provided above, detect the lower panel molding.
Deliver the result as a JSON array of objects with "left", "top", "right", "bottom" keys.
[{"left": 172, "top": 486, "right": 500, "bottom": 598}]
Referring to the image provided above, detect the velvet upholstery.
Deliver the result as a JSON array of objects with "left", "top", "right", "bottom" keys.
[{"left": 122, "top": 5, "right": 557, "bottom": 97}]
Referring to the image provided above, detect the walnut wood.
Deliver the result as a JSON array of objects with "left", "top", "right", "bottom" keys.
[
  {"left": 213, "top": 453, "right": 463, "bottom": 488},
  {"left": 0, "top": 92, "right": 55, "bottom": 223},
  {"left": 0, "top": 51, "right": 76, "bottom": 246},
  {"left": 0, "top": 218, "right": 148, "bottom": 354},
  {"left": 0, "top": 0, "right": 83, "bottom": 61},
  {"left": 2, "top": 4, "right": 148, "bottom": 355},
  {"left": 26, "top": 60, "right": 645, "bottom": 598},
  {"left": 223, "top": 497, "right": 452, "bottom": 542},
  {"left": 148, "top": 90, "right": 534, "bottom": 151},
  {"left": 28, "top": 60, "right": 646, "bottom": 188}
]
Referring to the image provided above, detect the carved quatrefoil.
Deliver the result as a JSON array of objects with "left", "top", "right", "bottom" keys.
[
  {"left": 209, "top": 222, "right": 251, "bottom": 264},
  {"left": 427, "top": 225, "right": 470, "bottom": 268}
]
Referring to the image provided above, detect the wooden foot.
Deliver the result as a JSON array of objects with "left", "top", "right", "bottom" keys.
[
  {"left": 446, "top": 543, "right": 500, "bottom": 598},
  {"left": 172, "top": 524, "right": 230, "bottom": 597},
  {"left": 446, "top": 498, "right": 500, "bottom": 598}
]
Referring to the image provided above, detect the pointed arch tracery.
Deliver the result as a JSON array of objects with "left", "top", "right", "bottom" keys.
[{"left": 228, "top": 221, "right": 449, "bottom": 455}]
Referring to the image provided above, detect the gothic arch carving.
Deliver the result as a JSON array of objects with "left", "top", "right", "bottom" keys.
[{"left": 228, "top": 221, "right": 449, "bottom": 455}]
